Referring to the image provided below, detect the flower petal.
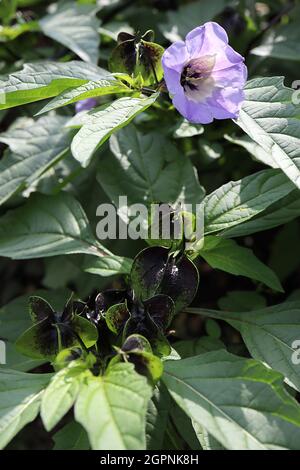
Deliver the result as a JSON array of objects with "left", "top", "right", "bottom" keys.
[
  {"left": 162, "top": 39, "right": 189, "bottom": 72},
  {"left": 173, "top": 93, "right": 214, "bottom": 124},
  {"left": 186, "top": 22, "right": 228, "bottom": 59},
  {"left": 213, "top": 44, "right": 246, "bottom": 72},
  {"left": 75, "top": 98, "right": 97, "bottom": 113},
  {"left": 162, "top": 65, "right": 182, "bottom": 95},
  {"left": 213, "top": 61, "right": 247, "bottom": 88},
  {"left": 207, "top": 87, "right": 245, "bottom": 119},
  {"left": 185, "top": 25, "right": 206, "bottom": 57}
]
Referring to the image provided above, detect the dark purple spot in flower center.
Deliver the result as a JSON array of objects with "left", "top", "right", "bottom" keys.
[
  {"left": 180, "top": 64, "right": 201, "bottom": 90},
  {"left": 180, "top": 55, "right": 216, "bottom": 92}
]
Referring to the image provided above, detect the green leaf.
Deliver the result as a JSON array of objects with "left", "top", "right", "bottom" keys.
[
  {"left": 39, "top": 2, "right": 100, "bottom": 64},
  {"left": 223, "top": 189, "right": 300, "bottom": 238},
  {"left": 200, "top": 236, "right": 283, "bottom": 292},
  {"left": 41, "top": 361, "right": 88, "bottom": 431},
  {"left": 71, "top": 93, "right": 159, "bottom": 167},
  {"left": 198, "top": 140, "right": 223, "bottom": 163},
  {"left": 74, "top": 363, "right": 152, "bottom": 450},
  {"left": 218, "top": 290, "right": 267, "bottom": 311},
  {"left": 237, "top": 77, "right": 300, "bottom": 188},
  {"left": 159, "top": 0, "right": 228, "bottom": 41},
  {"left": 0, "top": 61, "right": 108, "bottom": 110},
  {"left": 225, "top": 134, "right": 278, "bottom": 169},
  {"left": 0, "top": 0, "right": 17, "bottom": 24},
  {"left": 36, "top": 79, "right": 131, "bottom": 115},
  {"left": 0, "top": 115, "right": 71, "bottom": 206},
  {"left": 0, "top": 21, "right": 39, "bottom": 41},
  {"left": 170, "top": 401, "right": 201, "bottom": 450},
  {"left": 251, "top": 16, "right": 300, "bottom": 62},
  {"left": 0, "top": 193, "right": 114, "bottom": 259},
  {"left": 173, "top": 336, "right": 224, "bottom": 359},
  {"left": 146, "top": 384, "right": 171, "bottom": 450},
  {"left": 53, "top": 421, "right": 89, "bottom": 450},
  {"left": 269, "top": 220, "right": 300, "bottom": 281},
  {"left": 0, "top": 368, "right": 52, "bottom": 449},
  {"left": 173, "top": 118, "right": 204, "bottom": 138},
  {"left": 3, "top": 345, "right": 43, "bottom": 372},
  {"left": 205, "top": 318, "right": 222, "bottom": 339},
  {"left": 163, "top": 350, "right": 300, "bottom": 450},
  {"left": 204, "top": 169, "right": 294, "bottom": 234},
  {"left": 192, "top": 302, "right": 300, "bottom": 392},
  {"left": 97, "top": 125, "right": 205, "bottom": 213},
  {"left": 192, "top": 421, "right": 224, "bottom": 450},
  {"left": 99, "top": 22, "right": 134, "bottom": 42},
  {"left": 83, "top": 255, "right": 132, "bottom": 277}
]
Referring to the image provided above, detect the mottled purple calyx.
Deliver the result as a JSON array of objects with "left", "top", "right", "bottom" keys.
[{"left": 162, "top": 22, "right": 247, "bottom": 124}]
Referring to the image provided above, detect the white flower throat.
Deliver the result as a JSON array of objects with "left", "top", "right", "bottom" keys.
[{"left": 180, "top": 54, "right": 217, "bottom": 102}]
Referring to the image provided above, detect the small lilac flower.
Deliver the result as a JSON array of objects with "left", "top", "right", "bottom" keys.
[
  {"left": 75, "top": 98, "right": 97, "bottom": 114},
  {"left": 162, "top": 22, "right": 247, "bottom": 124}
]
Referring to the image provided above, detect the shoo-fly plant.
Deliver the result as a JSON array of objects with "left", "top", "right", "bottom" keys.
[
  {"left": 162, "top": 22, "right": 247, "bottom": 123},
  {"left": 1, "top": 0, "right": 300, "bottom": 453}
]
